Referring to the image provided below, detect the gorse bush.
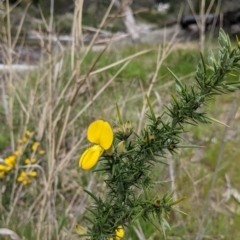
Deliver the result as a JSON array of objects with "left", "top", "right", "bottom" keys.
[{"left": 77, "top": 29, "right": 240, "bottom": 239}]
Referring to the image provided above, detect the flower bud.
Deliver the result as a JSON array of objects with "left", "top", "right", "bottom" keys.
[
  {"left": 124, "top": 121, "right": 133, "bottom": 136},
  {"left": 148, "top": 134, "right": 155, "bottom": 142},
  {"left": 117, "top": 141, "right": 125, "bottom": 154},
  {"left": 75, "top": 224, "right": 87, "bottom": 235},
  {"left": 32, "top": 142, "right": 40, "bottom": 151},
  {"left": 154, "top": 199, "right": 161, "bottom": 207},
  {"left": 106, "top": 144, "right": 114, "bottom": 156},
  {"left": 144, "top": 132, "right": 155, "bottom": 143}
]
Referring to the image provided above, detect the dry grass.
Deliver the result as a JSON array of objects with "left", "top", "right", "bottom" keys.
[{"left": 0, "top": 1, "right": 157, "bottom": 239}]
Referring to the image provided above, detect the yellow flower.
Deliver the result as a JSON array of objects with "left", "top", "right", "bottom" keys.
[
  {"left": 17, "top": 171, "right": 37, "bottom": 185},
  {"left": 28, "top": 171, "right": 37, "bottom": 177},
  {"left": 17, "top": 171, "right": 30, "bottom": 185},
  {"left": 0, "top": 155, "right": 16, "bottom": 172},
  {"left": 87, "top": 120, "right": 113, "bottom": 150},
  {"left": 18, "top": 137, "right": 28, "bottom": 144},
  {"left": 79, "top": 120, "right": 113, "bottom": 170},
  {"left": 25, "top": 130, "right": 32, "bottom": 137},
  {"left": 32, "top": 142, "right": 40, "bottom": 151},
  {"left": 0, "top": 164, "right": 11, "bottom": 172},
  {"left": 13, "top": 150, "right": 20, "bottom": 156},
  {"left": 38, "top": 149, "right": 45, "bottom": 155},
  {"left": 5, "top": 155, "right": 16, "bottom": 168},
  {"left": 109, "top": 226, "right": 124, "bottom": 240},
  {"left": 25, "top": 158, "right": 37, "bottom": 164},
  {"left": 0, "top": 171, "right": 5, "bottom": 178},
  {"left": 79, "top": 145, "right": 103, "bottom": 170}
]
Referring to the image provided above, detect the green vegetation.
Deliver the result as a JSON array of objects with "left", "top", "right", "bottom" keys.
[{"left": 76, "top": 29, "right": 240, "bottom": 239}]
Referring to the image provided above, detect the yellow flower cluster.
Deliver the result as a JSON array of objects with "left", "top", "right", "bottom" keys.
[
  {"left": 32, "top": 142, "right": 45, "bottom": 155},
  {"left": 25, "top": 158, "right": 37, "bottom": 164},
  {"left": 18, "top": 131, "right": 45, "bottom": 155},
  {"left": 17, "top": 170, "right": 37, "bottom": 185},
  {"left": 0, "top": 130, "right": 44, "bottom": 185},
  {"left": 79, "top": 120, "right": 113, "bottom": 170},
  {"left": 0, "top": 154, "right": 17, "bottom": 178}
]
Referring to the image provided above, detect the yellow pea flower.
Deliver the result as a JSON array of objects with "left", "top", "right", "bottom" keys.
[
  {"left": 17, "top": 136, "right": 27, "bottom": 144},
  {"left": 0, "top": 171, "right": 5, "bottom": 178},
  {"left": 32, "top": 142, "right": 40, "bottom": 151},
  {"left": 25, "top": 158, "right": 37, "bottom": 164},
  {"left": 38, "top": 149, "right": 45, "bottom": 155},
  {"left": 87, "top": 120, "right": 113, "bottom": 150},
  {"left": 0, "top": 155, "right": 16, "bottom": 172},
  {"left": 0, "top": 164, "right": 11, "bottom": 172},
  {"left": 109, "top": 226, "right": 124, "bottom": 240},
  {"left": 25, "top": 159, "right": 30, "bottom": 164},
  {"left": 79, "top": 120, "right": 113, "bottom": 170},
  {"left": 4, "top": 155, "right": 16, "bottom": 168},
  {"left": 28, "top": 171, "right": 37, "bottom": 177},
  {"left": 13, "top": 150, "right": 20, "bottom": 156},
  {"left": 79, "top": 145, "right": 103, "bottom": 170},
  {"left": 17, "top": 171, "right": 30, "bottom": 185},
  {"left": 25, "top": 130, "right": 32, "bottom": 137},
  {"left": 17, "top": 171, "right": 37, "bottom": 185}
]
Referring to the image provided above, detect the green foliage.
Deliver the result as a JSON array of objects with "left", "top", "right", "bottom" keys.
[{"left": 80, "top": 29, "right": 240, "bottom": 239}]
